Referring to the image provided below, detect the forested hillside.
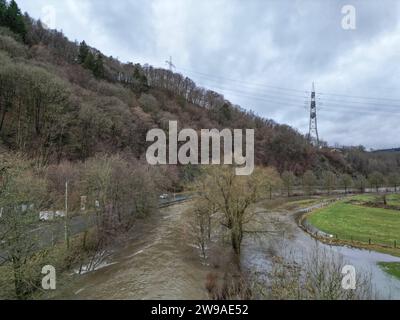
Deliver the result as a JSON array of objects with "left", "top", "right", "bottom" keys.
[
  {"left": 1, "top": 0, "right": 400, "bottom": 301},
  {"left": 0, "top": 0, "right": 399, "bottom": 179}
]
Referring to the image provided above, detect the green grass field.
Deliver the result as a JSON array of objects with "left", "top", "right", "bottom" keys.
[
  {"left": 347, "top": 194, "right": 375, "bottom": 202},
  {"left": 378, "top": 262, "right": 400, "bottom": 280},
  {"left": 308, "top": 202, "right": 400, "bottom": 246},
  {"left": 347, "top": 194, "right": 400, "bottom": 206},
  {"left": 387, "top": 194, "right": 400, "bottom": 206},
  {"left": 280, "top": 198, "right": 323, "bottom": 209}
]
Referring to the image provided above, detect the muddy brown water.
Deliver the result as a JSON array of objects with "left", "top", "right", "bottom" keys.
[
  {"left": 59, "top": 200, "right": 400, "bottom": 300},
  {"left": 60, "top": 203, "right": 209, "bottom": 300}
]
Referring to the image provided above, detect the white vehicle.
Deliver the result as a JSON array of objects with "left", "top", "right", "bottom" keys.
[
  {"left": 39, "top": 211, "right": 55, "bottom": 221},
  {"left": 55, "top": 211, "right": 66, "bottom": 218},
  {"left": 159, "top": 194, "right": 169, "bottom": 200},
  {"left": 40, "top": 210, "right": 66, "bottom": 221}
]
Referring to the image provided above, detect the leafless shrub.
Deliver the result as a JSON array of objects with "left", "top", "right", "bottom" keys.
[
  {"left": 207, "top": 272, "right": 253, "bottom": 300},
  {"left": 256, "top": 244, "right": 374, "bottom": 300}
]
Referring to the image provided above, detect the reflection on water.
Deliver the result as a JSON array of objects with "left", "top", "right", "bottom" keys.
[
  {"left": 60, "top": 202, "right": 400, "bottom": 300},
  {"left": 242, "top": 207, "right": 400, "bottom": 300}
]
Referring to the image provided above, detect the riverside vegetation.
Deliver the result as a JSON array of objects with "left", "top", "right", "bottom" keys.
[{"left": 0, "top": 0, "right": 399, "bottom": 300}]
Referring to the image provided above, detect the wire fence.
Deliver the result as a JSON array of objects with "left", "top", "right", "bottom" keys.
[
  {"left": 327, "top": 233, "right": 399, "bottom": 249},
  {"left": 298, "top": 199, "right": 400, "bottom": 251}
]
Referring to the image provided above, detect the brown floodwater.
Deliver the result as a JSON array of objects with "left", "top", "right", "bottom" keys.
[
  {"left": 241, "top": 203, "right": 400, "bottom": 299},
  {"left": 59, "top": 199, "right": 400, "bottom": 300},
  {"left": 59, "top": 203, "right": 210, "bottom": 300}
]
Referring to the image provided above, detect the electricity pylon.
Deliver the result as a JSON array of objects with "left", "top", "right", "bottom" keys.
[
  {"left": 308, "top": 82, "right": 320, "bottom": 146},
  {"left": 165, "top": 56, "right": 176, "bottom": 72}
]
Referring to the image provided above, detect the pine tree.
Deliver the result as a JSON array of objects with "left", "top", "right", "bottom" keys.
[
  {"left": 83, "top": 51, "right": 95, "bottom": 71},
  {"left": 78, "top": 40, "right": 89, "bottom": 64},
  {"left": 133, "top": 66, "right": 141, "bottom": 81},
  {"left": 132, "top": 65, "right": 149, "bottom": 92},
  {"left": 93, "top": 54, "right": 104, "bottom": 78},
  {"left": 78, "top": 42, "right": 104, "bottom": 78},
  {"left": 5, "top": 0, "right": 26, "bottom": 40},
  {"left": 0, "top": 0, "right": 7, "bottom": 26}
]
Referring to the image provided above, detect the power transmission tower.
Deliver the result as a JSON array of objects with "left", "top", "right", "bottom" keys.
[
  {"left": 308, "top": 82, "right": 320, "bottom": 146},
  {"left": 165, "top": 56, "right": 176, "bottom": 72}
]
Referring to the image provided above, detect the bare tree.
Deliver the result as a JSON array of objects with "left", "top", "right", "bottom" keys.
[
  {"left": 0, "top": 154, "right": 47, "bottom": 299},
  {"left": 193, "top": 166, "right": 280, "bottom": 257},
  {"left": 281, "top": 171, "right": 296, "bottom": 197},
  {"left": 302, "top": 170, "right": 317, "bottom": 196},
  {"left": 340, "top": 174, "right": 353, "bottom": 194},
  {"left": 368, "top": 171, "right": 385, "bottom": 193},
  {"left": 354, "top": 175, "right": 367, "bottom": 194},
  {"left": 388, "top": 173, "right": 400, "bottom": 192},
  {"left": 322, "top": 171, "right": 337, "bottom": 195},
  {"left": 255, "top": 245, "right": 373, "bottom": 300},
  {"left": 189, "top": 199, "right": 217, "bottom": 261}
]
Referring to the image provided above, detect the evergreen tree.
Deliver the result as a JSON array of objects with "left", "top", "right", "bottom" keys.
[
  {"left": 140, "top": 74, "right": 149, "bottom": 92},
  {"left": 132, "top": 65, "right": 149, "bottom": 92},
  {"left": 83, "top": 51, "right": 95, "bottom": 71},
  {"left": 133, "top": 66, "right": 141, "bottom": 81},
  {"left": 78, "top": 41, "right": 104, "bottom": 78},
  {"left": 4, "top": 0, "right": 26, "bottom": 40},
  {"left": 93, "top": 54, "right": 104, "bottom": 78},
  {"left": 78, "top": 40, "right": 89, "bottom": 64},
  {"left": 0, "top": 0, "right": 7, "bottom": 26}
]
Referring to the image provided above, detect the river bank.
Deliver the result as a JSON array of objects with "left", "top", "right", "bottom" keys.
[
  {"left": 242, "top": 197, "right": 400, "bottom": 299},
  {"left": 56, "top": 196, "right": 400, "bottom": 300}
]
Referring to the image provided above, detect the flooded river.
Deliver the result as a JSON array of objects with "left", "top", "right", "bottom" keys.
[
  {"left": 60, "top": 200, "right": 400, "bottom": 300},
  {"left": 60, "top": 203, "right": 209, "bottom": 300},
  {"left": 242, "top": 204, "right": 400, "bottom": 300}
]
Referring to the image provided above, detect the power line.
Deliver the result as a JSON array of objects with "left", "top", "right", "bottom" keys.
[
  {"left": 197, "top": 76, "right": 400, "bottom": 110},
  {"left": 204, "top": 85, "right": 400, "bottom": 116},
  {"left": 318, "top": 97, "right": 400, "bottom": 109},
  {"left": 318, "top": 91, "right": 400, "bottom": 103},
  {"left": 320, "top": 103, "right": 400, "bottom": 116},
  {"left": 177, "top": 66, "right": 400, "bottom": 105},
  {"left": 175, "top": 66, "right": 400, "bottom": 115},
  {"left": 193, "top": 76, "right": 308, "bottom": 99},
  {"left": 199, "top": 84, "right": 308, "bottom": 104},
  {"left": 199, "top": 82, "right": 400, "bottom": 114},
  {"left": 178, "top": 67, "right": 310, "bottom": 94}
]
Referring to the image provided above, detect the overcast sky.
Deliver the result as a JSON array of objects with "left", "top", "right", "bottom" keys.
[{"left": 17, "top": 0, "right": 400, "bottom": 149}]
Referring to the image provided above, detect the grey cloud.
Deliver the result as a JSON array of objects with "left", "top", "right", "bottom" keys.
[{"left": 17, "top": 0, "right": 400, "bottom": 149}]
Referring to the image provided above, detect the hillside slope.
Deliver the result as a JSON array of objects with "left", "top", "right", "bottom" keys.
[{"left": 0, "top": 4, "right": 399, "bottom": 178}]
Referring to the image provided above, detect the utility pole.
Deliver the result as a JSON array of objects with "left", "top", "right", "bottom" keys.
[
  {"left": 308, "top": 82, "right": 320, "bottom": 146},
  {"left": 165, "top": 56, "right": 176, "bottom": 72},
  {"left": 64, "top": 180, "right": 70, "bottom": 249}
]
